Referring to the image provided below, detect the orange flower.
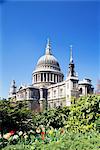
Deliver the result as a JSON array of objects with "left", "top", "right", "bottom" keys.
[
  {"left": 60, "top": 128, "right": 64, "bottom": 134},
  {"left": 41, "top": 134, "right": 45, "bottom": 140},
  {"left": 3, "top": 133, "right": 11, "bottom": 139}
]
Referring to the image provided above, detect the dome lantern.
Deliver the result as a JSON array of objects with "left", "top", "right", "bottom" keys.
[{"left": 45, "top": 38, "right": 52, "bottom": 55}]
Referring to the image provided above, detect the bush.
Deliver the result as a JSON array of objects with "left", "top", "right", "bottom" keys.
[{"left": 0, "top": 95, "right": 100, "bottom": 149}]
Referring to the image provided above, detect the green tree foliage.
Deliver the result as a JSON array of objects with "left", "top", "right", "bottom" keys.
[
  {"left": 0, "top": 95, "right": 100, "bottom": 149},
  {"left": 66, "top": 95, "right": 100, "bottom": 132},
  {"left": 32, "top": 107, "right": 70, "bottom": 129},
  {"left": 0, "top": 100, "right": 32, "bottom": 134},
  {"left": 0, "top": 95, "right": 100, "bottom": 134}
]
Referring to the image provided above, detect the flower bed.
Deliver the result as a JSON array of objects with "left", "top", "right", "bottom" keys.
[{"left": 0, "top": 126, "right": 100, "bottom": 150}]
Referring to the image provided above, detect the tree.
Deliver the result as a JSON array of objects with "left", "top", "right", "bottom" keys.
[
  {"left": 66, "top": 95, "right": 100, "bottom": 132},
  {"left": 0, "top": 100, "right": 32, "bottom": 136}
]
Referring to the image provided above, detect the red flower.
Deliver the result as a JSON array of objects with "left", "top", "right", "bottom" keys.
[
  {"left": 41, "top": 131, "right": 45, "bottom": 135},
  {"left": 41, "top": 132, "right": 45, "bottom": 140},
  {"left": 9, "top": 130, "right": 15, "bottom": 135},
  {"left": 41, "top": 134, "right": 45, "bottom": 140}
]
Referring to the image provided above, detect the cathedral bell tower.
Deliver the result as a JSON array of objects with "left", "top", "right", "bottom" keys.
[
  {"left": 66, "top": 46, "right": 79, "bottom": 106},
  {"left": 68, "top": 45, "right": 75, "bottom": 77}
]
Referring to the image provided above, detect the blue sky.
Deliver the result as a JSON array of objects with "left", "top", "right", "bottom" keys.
[{"left": 0, "top": 0, "right": 100, "bottom": 98}]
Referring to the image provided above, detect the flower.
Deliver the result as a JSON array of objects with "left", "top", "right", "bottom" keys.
[
  {"left": 3, "top": 133, "right": 11, "bottom": 139},
  {"left": 48, "top": 127, "right": 54, "bottom": 135},
  {"left": 13, "top": 134, "right": 19, "bottom": 140},
  {"left": 41, "top": 127, "right": 45, "bottom": 132},
  {"left": 48, "top": 129, "right": 54, "bottom": 135},
  {"left": 41, "top": 131, "right": 45, "bottom": 135},
  {"left": 23, "top": 132, "right": 27, "bottom": 136},
  {"left": 41, "top": 134, "right": 45, "bottom": 140},
  {"left": 18, "top": 131, "right": 23, "bottom": 136},
  {"left": 9, "top": 130, "right": 15, "bottom": 136},
  {"left": 36, "top": 127, "right": 41, "bottom": 133},
  {"left": 60, "top": 128, "right": 65, "bottom": 134},
  {"left": 24, "top": 135, "right": 28, "bottom": 139},
  {"left": 41, "top": 131, "right": 45, "bottom": 140}
]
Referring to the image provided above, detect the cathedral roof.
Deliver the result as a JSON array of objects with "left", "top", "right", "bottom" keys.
[{"left": 33, "top": 39, "right": 62, "bottom": 73}]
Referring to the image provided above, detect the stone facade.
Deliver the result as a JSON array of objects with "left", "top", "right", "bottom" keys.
[{"left": 8, "top": 39, "right": 94, "bottom": 111}]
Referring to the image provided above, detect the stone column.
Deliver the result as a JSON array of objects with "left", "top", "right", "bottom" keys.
[
  {"left": 41, "top": 73, "right": 42, "bottom": 82},
  {"left": 49, "top": 73, "right": 51, "bottom": 82},
  {"left": 39, "top": 88, "right": 44, "bottom": 111},
  {"left": 38, "top": 73, "right": 40, "bottom": 82},
  {"left": 39, "top": 74, "right": 41, "bottom": 82},
  {"left": 37, "top": 74, "right": 39, "bottom": 82},
  {"left": 58, "top": 75, "right": 59, "bottom": 82},
  {"left": 46, "top": 73, "right": 48, "bottom": 82},
  {"left": 54, "top": 74, "right": 56, "bottom": 82},
  {"left": 27, "top": 90, "right": 30, "bottom": 99},
  {"left": 55, "top": 75, "right": 57, "bottom": 83},
  {"left": 38, "top": 74, "right": 39, "bottom": 82},
  {"left": 34, "top": 75, "right": 36, "bottom": 83},
  {"left": 52, "top": 74, "right": 54, "bottom": 82},
  {"left": 32, "top": 76, "right": 34, "bottom": 84},
  {"left": 43, "top": 73, "right": 44, "bottom": 82}
]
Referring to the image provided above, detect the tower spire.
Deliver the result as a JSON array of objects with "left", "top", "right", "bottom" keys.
[
  {"left": 67, "top": 45, "right": 75, "bottom": 77},
  {"left": 45, "top": 38, "right": 52, "bottom": 55},
  {"left": 70, "top": 45, "right": 73, "bottom": 63}
]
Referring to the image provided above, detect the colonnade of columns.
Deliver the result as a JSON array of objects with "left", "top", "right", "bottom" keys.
[{"left": 33, "top": 72, "right": 63, "bottom": 84}]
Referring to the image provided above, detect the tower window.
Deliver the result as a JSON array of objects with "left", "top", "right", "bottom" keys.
[
  {"left": 73, "top": 82, "right": 77, "bottom": 89},
  {"left": 60, "top": 89, "right": 63, "bottom": 97},
  {"left": 54, "top": 90, "right": 56, "bottom": 98},
  {"left": 79, "top": 88, "right": 82, "bottom": 94}
]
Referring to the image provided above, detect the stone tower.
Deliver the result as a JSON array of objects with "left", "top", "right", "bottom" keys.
[
  {"left": 66, "top": 46, "right": 79, "bottom": 106},
  {"left": 9, "top": 80, "right": 17, "bottom": 99}
]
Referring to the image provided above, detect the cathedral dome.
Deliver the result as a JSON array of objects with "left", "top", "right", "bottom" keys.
[
  {"left": 32, "top": 39, "right": 64, "bottom": 87},
  {"left": 36, "top": 53, "right": 60, "bottom": 71},
  {"left": 35, "top": 39, "right": 61, "bottom": 72}
]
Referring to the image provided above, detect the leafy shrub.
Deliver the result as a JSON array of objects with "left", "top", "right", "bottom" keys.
[
  {"left": 32, "top": 107, "right": 70, "bottom": 129},
  {"left": 66, "top": 95, "right": 100, "bottom": 132}
]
